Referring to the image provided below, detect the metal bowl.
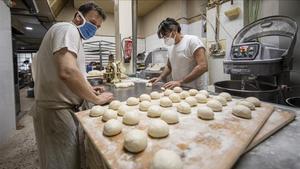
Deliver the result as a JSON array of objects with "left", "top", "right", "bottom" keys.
[
  {"left": 214, "top": 80, "right": 280, "bottom": 103},
  {"left": 286, "top": 97, "right": 300, "bottom": 107}
]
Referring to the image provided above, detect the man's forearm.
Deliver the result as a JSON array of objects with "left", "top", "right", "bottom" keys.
[
  {"left": 61, "top": 68, "right": 99, "bottom": 104},
  {"left": 180, "top": 65, "right": 207, "bottom": 84},
  {"left": 159, "top": 66, "right": 171, "bottom": 79}
]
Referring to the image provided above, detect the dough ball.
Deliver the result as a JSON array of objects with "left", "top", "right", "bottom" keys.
[
  {"left": 126, "top": 97, "right": 139, "bottom": 106},
  {"left": 102, "top": 109, "right": 118, "bottom": 122},
  {"left": 148, "top": 119, "right": 169, "bottom": 138},
  {"left": 152, "top": 149, "right": 183, "bottom": 169},
  {"left": 164, "top": 89, "right": 174, "bottom": 96},
  {"left": 161, "top": 110, "right": 179, "bottom": 124},
  {"left": 185, "top": 96, "right": 197, "bottom": 107},
  {"left": 232, "top": 105, "right": 252, "bottom": 119},
  {"left": 103, "top": 119, "right": 122, "bottom": 136},
  {"left": 176, "top": 101, "right": 191, "bottom": 114},
  {"left": 214, "top": 96, "right": 227, "bottom": 106},
  {"left": 219, "top": 92, "right": 232, "bottom": 101},
  {"left": 169, "top": 93, "right": 181, "bottom": 103},
  {"left": 199, "top": 90, "right": 209, "bottom": 97},
  {"left": 179, "top": 91, "right": 190, "bottom": 99},
  {"left": 173, "top": 86, "right": 183, "bottom": 93},
  {"left": 195, "top": 93, "right": 208, "bottom": 103},
  {"left": 89, "top": 105, "right": 106, "bottom": 117},
  {"left": 237, "top": 100, "right": 255, "bottom": 110},
  {"left": 150, "top": 91, "right": 161, "bottom": 100},
  {"left": 245, "top": 97, "right": 261, "bottom": 107},
  {"left": 189, "top": 89, "right": 198, "bottom": 96},
  {"left": 140, "top": 94, "right": 151, "bottom": 102},
  {"left": 146, "top": 82, "right": 153, "bottom": 87},
  {"left": 109, "top": 100, "right": 121, "bottom": 110},
  {"left": 118, "top": 105, "right": 130, "bottom": 116},
  {"left": 206, "top": 100, "right": 223, "bottom": 112},
  {"left": 124, "top": 129, "right": 147, "bottom": 153},
  {"left": 147, "top": 105, "right": 162, "bottom": 118},
  {"left": 123, "top": 111, "right": 140, "bottom": 125},
  {"left": 139, "top": 101, "right": 152, "bottom": 111},
  {"left": 197, "top": 106, "right": 214, "bottom": 120},
  {"left": 160, "top": 97, "right": 173, "bottom": 107}
]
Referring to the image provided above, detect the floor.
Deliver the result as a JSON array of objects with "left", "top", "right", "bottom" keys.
[{"left": 0, "top": 87, "right": 39, "bottom": 169}]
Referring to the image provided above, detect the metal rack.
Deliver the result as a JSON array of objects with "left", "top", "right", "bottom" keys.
[{"left": 83, "top": 40, "right": 116, "bottom": 70}]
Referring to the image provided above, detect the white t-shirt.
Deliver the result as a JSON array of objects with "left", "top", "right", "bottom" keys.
[
  {"left": 168, "top": 35, "right": 208, "bottom": 90},
  {"left": 33, "top": 22, "right": 86, "bottom": 106}
]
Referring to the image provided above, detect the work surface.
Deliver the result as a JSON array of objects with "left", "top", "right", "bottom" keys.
[{"left": 82, "top": 83, "right": 300, "bottom": 169}]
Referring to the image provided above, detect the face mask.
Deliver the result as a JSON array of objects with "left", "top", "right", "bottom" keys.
[
  {"left": 164, "top": 33, "right": 176, "bottom": 46},
  {"left": 76, "top": 12, "right": 97, "bottom": 40}
]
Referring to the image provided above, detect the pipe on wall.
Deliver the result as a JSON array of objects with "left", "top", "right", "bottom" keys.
[
  {"left": 114, "top": 0, "right": 121, "bottom": 61},
  {"left": 132, "top": 0, "right": 137, "bottom": 74}
]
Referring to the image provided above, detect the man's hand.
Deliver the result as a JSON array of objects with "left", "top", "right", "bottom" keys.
[
  {"left": 149, "top": 77, "right": 161, "bottom": 85},
  {"left": 93, "top": 86, "right": 105, "bottom": 95},
  {"left": 163, "top": 80, "right": 181, "bottom": 89},
  {"left": 95, "top": 92, "right": 114, "bottom": 105}
]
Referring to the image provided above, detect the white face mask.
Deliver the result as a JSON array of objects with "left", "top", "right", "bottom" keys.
[{"left": 164, "top": 33, "right": 176, "bottom": 46}]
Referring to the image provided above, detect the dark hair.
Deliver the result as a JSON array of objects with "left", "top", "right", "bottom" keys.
[
  {"left": 77, "top": 2, "right": 106, "bottom": 20},
  {"left": 157, "top": 18, "right": 181, "bottom": 38}
]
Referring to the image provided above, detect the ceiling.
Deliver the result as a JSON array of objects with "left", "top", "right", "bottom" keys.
[{"left": 73, "top": 0, "right": 166, "bottom": 17}]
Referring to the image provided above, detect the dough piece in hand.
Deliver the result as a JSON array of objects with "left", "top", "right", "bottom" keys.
[
  {"left": 124, "top": 129, "right": 147, "bottom": 153},
  {"left": 177, "top": 101, "right": 191, "bottom": 114},
  {"left": 237, "top": 100, "right": 255, "bottom": 110},
  {"left": 189, "top": 89, "right": 198, "bottom": 96},
  {"left": 161, "top": 87, "right": 166, "bottom": 91},
  {"left": 140, "top": 94, "right": 151, "bottom": 102},
  {"left": 169, "top": 93, "right": 181, "bottom": 103},
  {"left": 161, "top": 110, "right": 179, "bottom": 124},
  {"left": 245, "top": 97, "right": 261, "bottom": 107},
  {"left": 146, "top": 82, "right": 153, "bottom": 87},
  {"left": 118, "top": 105, "right": 130, "bottom": 116},
  {"left": 148, "top": 119, "right": 169, "bottom": 138},
  {"left": 103, "top": 119, "right": 122, "bottom": 136},
  {"left": 160, "top": 97, "right": 173, "bottom": 107},
  {"left": 197, "top": 106, "right": 214, "bottom": 120},
  {"left": 126, "top": 97, "right": 139, "bottom": 106},
  {"left": 232, "top": 105, "right": 252, "bottom": 119},
  {"left": 195, "top": 93, "right": 208, "bottom": 103},
  {"left": 185, "top": 96, "right": 197, "bottom": 107},
  {"left": 179, "top": 91, "right": 190, "bottom": 99},
  {"left": 152, "top": 149, "right": 183, "bottom": 169},
  {"left": 139, "top": 101, "right": 151, "bottom": 111},
  {"left": 109, "top": 100, "right": 121, "bottom": 110},
  {"left": 89, "top": 105, "right": 106, "bottom": 117},
  {"left": 219, "top": 92, "right": 232, "bottom": 101},
  {"left": 102, "top": 109, "right": 118, "bottom": 122},
  {"left": 147, "top": 105, "right": 162, "bottom": 118},
  {"left": 123, "top": 111, "right": 140, "bottom": 125},
  {"left": 214, "top": 96, "right": 227, "bottom": 106},
  {"left": 173, "top": 86, "right": 183, "bottom": 93},
  {"left": 150, "top": 91, "right": 161, "bottom": 100},
  {"left": 164, "top": 89, "right": 174, "bottom": 96},
  {"left": 199, "top": 90, "right": 209, "bottom": 97},
  {"left": 206, "top": 100, "right": 223, "bottom": 112}
]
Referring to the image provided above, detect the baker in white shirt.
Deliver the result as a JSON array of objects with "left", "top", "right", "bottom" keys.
[
  {"left": 150, "top": 18, "right": 208, "bottom": 90},
  {"left": 31, "top": 3, "right": 113, "bottom": 169}
]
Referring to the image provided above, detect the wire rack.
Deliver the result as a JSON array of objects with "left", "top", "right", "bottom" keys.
[{"left": 83, "top": 40, "right": 116, "bottom": 70}]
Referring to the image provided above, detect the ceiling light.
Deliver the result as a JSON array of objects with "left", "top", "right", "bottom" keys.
[{"left": 25, "top": 27, "right": 33, "bottom": 30}]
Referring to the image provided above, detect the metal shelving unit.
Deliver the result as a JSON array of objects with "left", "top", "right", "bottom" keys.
[{"left": 83, "top": 40, "right": 116, "bottom": 70}]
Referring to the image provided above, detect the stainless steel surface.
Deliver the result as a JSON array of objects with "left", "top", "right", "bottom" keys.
[
  {"left": 214, "top": 80, "right": 280, "bottom": 103},
  {"left": 104, "top": 83, "right": 299, "bottom": 169},
  {"left": 132, "top": 0, "right": 137, "bottom": 74}
]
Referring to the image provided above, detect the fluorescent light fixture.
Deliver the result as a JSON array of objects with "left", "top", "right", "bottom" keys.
[{"left": 25, "top": 26, "right": 33, "bottom": 30}]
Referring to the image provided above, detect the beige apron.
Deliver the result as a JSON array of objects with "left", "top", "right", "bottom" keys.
[{"left": 31, "top": 101, "right": 84, "bottom": 169}]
